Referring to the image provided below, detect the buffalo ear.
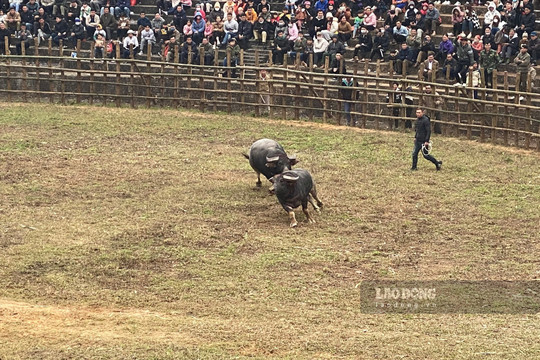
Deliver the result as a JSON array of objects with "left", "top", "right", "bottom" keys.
[{"left": 288, "top": 155, "right": 298, "bottom": 166}]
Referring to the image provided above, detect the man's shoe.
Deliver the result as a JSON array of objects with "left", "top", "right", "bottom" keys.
[
  {"left": 410, "top": 167, "right": 418, "bottom": 171},
  {"left": 436, "top": 161, "right": 442, "bottom": 171}
]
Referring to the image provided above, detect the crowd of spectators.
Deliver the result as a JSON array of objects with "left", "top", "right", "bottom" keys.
[{"left": 0, "top": 0, "right": 537, "bottom": 79}]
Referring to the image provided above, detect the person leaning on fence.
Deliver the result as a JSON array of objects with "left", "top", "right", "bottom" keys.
[
  {"left": 198, "top": 36, "right": 214, "bottom": 64},
  {"left": 455, "top": 34, "right": 474, "bottom": 84},
  {"left": 180, "top": 35, "right": 198, "bottom": 63},
  {"left": 514, "top": 44, "right": 531, "bottom": 94},
  {"left": 411, "top": 108, "right": 442, "bottom": 171},
  {"left": 14, "top": 22, "right": 31, "bottom": 54},
  {"left": 222, "top": 36, "right": 240, "bottom": 77},
  {"left": 330, "top": 52, "right": 346, "bottom": 75},
  {"left": 479, "top": 42, "right": 499, "bottom": 88},
  {"left": 122, "top": 29, "right": 139, "bottom": 57}
]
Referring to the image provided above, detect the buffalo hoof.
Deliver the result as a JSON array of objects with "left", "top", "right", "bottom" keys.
[
  {"left": 290, "top": 221, "right": 298, "bottom": 228},
  {"left": 256, "top": 181, "right": 262, "bottom": 188}
]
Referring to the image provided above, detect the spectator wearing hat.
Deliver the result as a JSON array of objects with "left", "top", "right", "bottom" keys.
[
  {"left": 122, "top": 29, "right": 138, "bottom": 57},
  {"left": 529, "top": 32, "right": 538, "bottom": 65},
  {"left": 52, "top": 15, "right": 68, "bottom": 45},
  {"left": 93, "top": 24, "right": 106, "bottom": 39},
  {"left": 208, "top": 2, "right": 223, "bottom": 22},
  {"left": 14, "top": 22, "right": 31, "bottom": 54},
  {"left": 68, "top": 17, "right": 86, "bottom": 47},
  {"left": 404, "top": 2, "right": 418, "bottom": 27},
  {"left": 6, "top": 6, "right": 21, "bottom": 33},
  {"left": 363, "top": 6, "right": 376, "bottom": 31},
  {"left": 514, "top": 45, "right": 531, "bottom": 93}
]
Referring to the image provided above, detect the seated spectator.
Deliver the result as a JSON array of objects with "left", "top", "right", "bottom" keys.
[
  {"left": 405, "top": 28, "right": 421, "bottom": 65},
  {"left": 424, "top": 2, "right": 440, "bottom": 37},
  {"left": 330, "top": 51, "right": 346, "bottom": 74},
  {"left": 442, "top": 53, "right": 458, "bottom": 80},
  {"left": 500, "top": 28, "right": 519, "bottom": 63},
  {"left": 479, "top": 42, "right": 499, "bottom": 87},
  {"left": 354, "top": 25, "right": 372, "bottom": 60},
  {"left": 19, "top": 5, "right": 33, "bottom": 31},
  {"left": 100, "top": 6, "right": 117, "bottom": 40},
  {"left": 222, "top": 12, "right": 238, "bottom": 46},
  {"left": 183, "top": 18, "right": 192, "bottom": 38},
  {"left": 93, "top": 24, "right": 106, "bottom": 40},
  {"left": 15, "top": 22, "right": 31, "bottom": 54},
  {"left": 393, "top": 42, "right": 415, "bottom": 75},
  {"left": 337, "top": 14, "right": 352, "bottom": 47},
  {"left": 253, "top": 15, "right": 268, "bottom": 46},
  {"left": 165, "top": 35, "right": 178, "bottom": 61},
  {"left": 198, "top": 36, "right": 214, "bottom": 64},
  {"left": 34, "top": 16, "right": 51, "bottom": 44},
  {"left": 171, "top": 6, "right": 187, "bottom": 29},
  {"left": 463, "top": 5, "right": 480, "bottom": 39},
  {"left": 371, "top": 27, "right": 389, "bottom": 62},
  {"left": 137, "top": 12, "right": 151, "bottom": 34},
  {"left": 286, "top": 19, "right": 298, "bottom": 45},
  {"left": 208, "top": 2, "right": 223, "bottom": 23},
  {"left": 288, "top": 30, "right": 308, "bottom": 64},
  {"left": 403, "top": 2, "right": 418, "bottom": 27},
  {"left": 372, "top": 0, "right": 388, "bottom": 20},
  {"left": 412, "top": 13, "right": 426, "bottom": 34},
  {"left": 116, "top": 13, "right": 130, "bottom": 39},
  {"left": 122, "top": 29, "right": 138, "bottom": 57},
  {"left": 320, "top": 15, "right": 337, "bottom": 41},
  {"left": 471, "top": 35, "right": 483, "bottom": 61},
  {"left": 481, "top": 26, "right": 495, "bottom": 49},
  {"left": 437, "top": 33, "right": 454, "bottom": 63},
  {"left": 384, "top": 9, "right": 399, "bottom": 38},
  {"left": 211, "top": 15, "right": 224, "bottom": 45},
  {"left": 192, "top": 14, "right": 206, "bottom": 44},
  {"left": 94, "top": 32, "right": 105, "bottom": 57},
  {"left": 85, "top": 9, "right": 100, "bottom": 40},
  {"left": 65, "top": 0, "right": 79, "bottom": 24},
  {"left": 25, "top": 0, "right": 38, "bottom": 15},
  {"left": 68, "top": 17, "right": 85, "bottom": 47},
  {"left": 272, "top": 28, "right": 289, "bottom": 64},
  {"left": 420, "top": 52, "right": 438, "bottom": 81},
  {"left": 324, "top": 34, "right": 345, "bottom": 65},
  {"left": 483, "top": 2, "right": 500, "bottom": 32},
  {"left": 362, "top": 6, "right": 376, "bottom": 31},
  {"left": 529, "top": 31, "right": 538, "bottom": 65},
  {"left": 0, "top": 22, "right": 10, "bottom": 54},
  {"left": 393, "top": 0, "right": 408, "bottom": 15},
  {"left": 52, "top": 14, "right": 69, "bottom": 45},
  {"left": 6, "top": 6, "right": 21, "bottom": 33},
  {"left": 309, "top": 9, "right": 325, "bottom": 39},
  {"left": 517, "top": 7, "right": 535, "bottom": 38},
  {"left": 417, "top": 34, "right": 435, "bottom": 64},
  {"left": 500, "top": 2, "right": 517, "bottom": 30},
  {"left": 451, "top": 6, "right": 464, "bottom": 37},
  {"left": 139, "top": 24, "right": 156, "bottom": 55},
  {"left": 115, "top": 0, "right": 130, "bottom": 19},
  {"left": 392, "top": 21, "right": 408, "bottom": 44},
  {"left": 313, "top": 30, "right": 328, "bottom": 67},
  {"left": 99, "top": 2, "right": 114, "bottom": 17},
  {"left": 179, "top": 35, "right": 197, "bottom": 63}
]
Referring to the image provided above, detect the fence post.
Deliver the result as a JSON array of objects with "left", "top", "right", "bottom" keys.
[
  {"left": 322, "top": 56, "right": 329, "bottom": 123},
  {"left": 34, "top": 37, "right": 41, "bottom": 102},
  {"left": 76, "top": 39, "right": 81, "bottom": 55},
  {"left": 76, "top": 57, "right": 81, "bottom": 103},
  {"left": 4, "top": 36, "right": 9, "bottom": 55},
  {"left": 308, "top": 53, "right": 314, "bottom": 122}
]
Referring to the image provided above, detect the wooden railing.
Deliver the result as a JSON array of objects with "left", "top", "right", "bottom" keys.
[{"left": 0, "top": 51, "right": 539, "bottom": 151}]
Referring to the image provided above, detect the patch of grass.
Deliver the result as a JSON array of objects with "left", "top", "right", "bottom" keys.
[{"left": 0, "top": 103, "right": 539, "bottom": 359}]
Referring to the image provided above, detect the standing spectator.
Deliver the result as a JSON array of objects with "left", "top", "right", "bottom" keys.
[
  {"left": 192, "top": 13, "right": 205, "bottom": 44},
  {"left": 337, "top": 14, "right": 352, "bottom": 46},
  {"left": 68, "top": 17, "right": 85, "bottom": 47},
  {"left": 528, "top": 31, "right": 538, "bottom": 65},
  {"left": 122, "top": 29, "right": 138, "bottom": 57},
  {"left": 424, "top": 2, "right": 440, "bottom": 37},
  {"left": 222, "top": 37, "right": 240, "bottom": 77},
  {"left": 514, "top": 44, "right": 531, "bottom": 93},
  {"left": 313, "top": 30, "right": 328, "bottom": 67},
  {"left": 392, "top": 20, "right": 408, "bottom": 44},
  {"left": 371, "top": 27, "right": 389, "bottom": 61},
  {"left": 222, "top": 12, "right": 238, "bottom": 46},
  {"left": 198, "top": 36, "right": 214, "bottom": 64},
  {"left": 139, "top": 24, "right": 155, "bottom": 55},
  {"left": 451, "top": 6, "right": 464, "bottom": 37},
  {"left": 411, "top": 108, "right": 442, "bottom": 171},
  {"left": 479, "top": 42, "right": 499, "bottom": 87},
  {"left": 14, "top": 22, "right": 31, "bottom": 54},
  {"left": 339, "top": 77, "right": 355, "bottom": 126},
  {"left": 354, "top": 26, "right": 372, "bottom": 60},
  {"left": 179, "top": 35, "right": 197, "bottom": 63},
  {"left": 455, "top": 35, "right": 474, "bottom": 84},
  {"left": 0, "top": 22, "right": 9, "bottom": 53}
]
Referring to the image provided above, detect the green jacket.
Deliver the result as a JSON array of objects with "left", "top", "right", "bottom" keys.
[
  {"left": 514, "top": 51, "right": 530, "bottom": 73},
  {"left": 479, "top": 49, "right": 499, "bottom": 73},
  {"left": 226, "top": 44, "right": 241, "bottom": 62}
]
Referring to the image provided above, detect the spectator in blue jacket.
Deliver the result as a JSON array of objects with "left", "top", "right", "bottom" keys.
[
  {"left": 115, "top": 0, "right": 130, "bottom": 19},
  {"left": 393, "top": 42, "right": 415, "bottom": 75},
  {"left": 191, "top": 14, "right": 205, "bottom": 44},
  {"left": 314, "top": 0, "right": 327, "bottom": 13}
]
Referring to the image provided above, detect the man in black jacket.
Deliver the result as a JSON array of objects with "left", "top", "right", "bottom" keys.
[
  {"left": 411, "top": 108, "right": 442, "bottom": 171},
  {"left": 52, "top": 15, "right": 69, "bottom": 45}
]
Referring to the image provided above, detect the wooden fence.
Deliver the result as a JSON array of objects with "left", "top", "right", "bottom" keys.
[{"left": 0, "top": 50, "right": 539, "bottom": 151}]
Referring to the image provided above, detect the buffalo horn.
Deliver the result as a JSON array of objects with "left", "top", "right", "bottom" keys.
[
  {"left": 266, "top": 155, "right": 280, "bottom": 163},
  {"left": 283, "top": 174, "right": 299, "bottom": 182}
]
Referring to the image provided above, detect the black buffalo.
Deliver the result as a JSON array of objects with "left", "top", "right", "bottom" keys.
[
  {"left": 243, "top": 138, "right": 298, "bottom": 187},
  {"left": 270, "top": 169, "right": 323, "bottom": 228}
]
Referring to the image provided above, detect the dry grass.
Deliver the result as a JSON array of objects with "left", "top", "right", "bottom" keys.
[{"left": 0, "top": 103, "right": 539, "bottom": 359}]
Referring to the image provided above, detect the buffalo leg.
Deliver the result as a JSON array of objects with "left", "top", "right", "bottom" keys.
[
  {"left": 288, "top": 211, "right": 298, "bottom": 228},
  {"left": 310, "top": 184, "right": 324, "bottom": 211},
  {"left": 256, "top": 172, "right": 262, "bottom": 187},
  {"left": 302, "top": 201, "right": 315, "bottom": 224}
]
